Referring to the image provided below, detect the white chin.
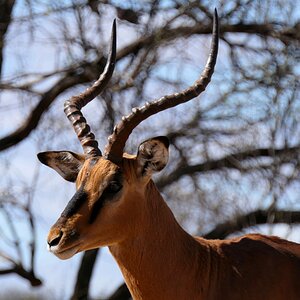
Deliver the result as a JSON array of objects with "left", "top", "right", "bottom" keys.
[{"left": 48, "top": 245, "right": 78, "bottom": 260}]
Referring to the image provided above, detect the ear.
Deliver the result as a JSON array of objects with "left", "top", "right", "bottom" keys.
[
  {"left": 37, "top": 151, "right": 85, "bottom": 182},
  {"left": 136, "top": 136, "right": 169, "bottom": 177}
]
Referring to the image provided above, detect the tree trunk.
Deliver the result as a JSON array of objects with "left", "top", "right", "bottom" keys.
[{"left": 70, "top": 249, "right": 99, "bottom": 300}]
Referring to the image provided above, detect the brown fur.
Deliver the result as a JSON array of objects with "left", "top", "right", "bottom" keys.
[{"left": 46, "top": 154, "right": 300, "bottom": 300}]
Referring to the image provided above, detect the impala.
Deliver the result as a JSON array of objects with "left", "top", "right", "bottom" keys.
[{"left": 38, "top": 10, "right": 300, "bottom": 300}]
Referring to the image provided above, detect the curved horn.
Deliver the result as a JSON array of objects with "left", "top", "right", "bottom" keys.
[
  {"left": 64, "top": 19, "right": 117, "bottom": 158},
  {"left": 105, "top": 9, "right": 219, "bottom": 163}
]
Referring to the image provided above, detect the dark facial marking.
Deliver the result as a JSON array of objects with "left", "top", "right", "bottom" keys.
[
  {"left": 61, "top": 185, "right": 88, "bottom": 218},
  {"left": 60, "top": 159, "right": 99, "bottom": 218},
  {"left": 89, "top": 170, "right": 123, "bottom": 224}
]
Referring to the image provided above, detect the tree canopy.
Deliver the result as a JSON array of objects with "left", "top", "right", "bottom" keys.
[{"left": 0, "top": 1, "right": 299, "bottom": 299}]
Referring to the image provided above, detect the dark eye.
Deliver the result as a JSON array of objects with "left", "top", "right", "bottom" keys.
[{"left": 106, "top": 181, "right": 123, "bottom": 194}]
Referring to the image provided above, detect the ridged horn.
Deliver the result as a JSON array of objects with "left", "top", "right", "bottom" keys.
[
  {"left": 105, "top": 9, "right": 219, "bottom": 163},
  {"left": 64, "top": 19, "right": 117, "bottom": 157}
]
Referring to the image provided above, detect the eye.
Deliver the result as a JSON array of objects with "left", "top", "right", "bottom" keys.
[{"left": 106, "top": 181, "right": 123, "bottom": 194}]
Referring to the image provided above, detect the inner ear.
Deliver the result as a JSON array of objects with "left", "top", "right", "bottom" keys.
[
  {"left": 136, "top": 136, "right": 169, "bottom": 177},
  {"left": 37, "top": 151, "right": 85, "bottom": 182}
]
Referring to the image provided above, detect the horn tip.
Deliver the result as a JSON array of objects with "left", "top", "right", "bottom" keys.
[
  {"left": 214, "top": 8, "right": 218, "bottom": 17},
  {"left": 213, "top": 8, "right": 219, "bottom": 36},
  {"left": 213, "top": 8, "right": 219, "bottom": 24},
  {"left": 112, "top": 18, "right": 117, "bottom": 31}
]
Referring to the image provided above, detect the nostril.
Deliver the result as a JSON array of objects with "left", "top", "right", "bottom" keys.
[{"left": 48, "top": 231, "right": 63, "bottom": 247}]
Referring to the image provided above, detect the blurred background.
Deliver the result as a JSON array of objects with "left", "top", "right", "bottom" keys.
[{"left": 0, "top": 0, "right": 300, "bottom": 299}]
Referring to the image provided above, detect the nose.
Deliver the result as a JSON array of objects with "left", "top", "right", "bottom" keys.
[{"left": 47, "top": 230, "right": 63, "bottom": 247}]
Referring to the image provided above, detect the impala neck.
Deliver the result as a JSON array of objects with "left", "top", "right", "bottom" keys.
[{"left": 109, "top": 181, "right": 211, "bottom": 300}]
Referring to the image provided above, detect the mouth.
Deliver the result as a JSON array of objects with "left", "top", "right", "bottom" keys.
[{"left": 48, "top": 243, "right": 80, "bottom": 260}]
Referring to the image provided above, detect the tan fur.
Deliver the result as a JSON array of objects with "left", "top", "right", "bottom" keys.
[{"left": 47, "top": 156, "right": 300, "bottom": 299}]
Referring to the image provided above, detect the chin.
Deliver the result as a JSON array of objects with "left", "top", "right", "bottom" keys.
[{"left": 48, "top": 244, "right": 79, "bottom": 260}]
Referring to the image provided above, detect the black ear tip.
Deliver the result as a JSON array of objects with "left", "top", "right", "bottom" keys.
[
  {"left": 37, "top": 152, "right": 47, "bottom": 164},
  {"left": 154, "top": 136, "right": 169, "bottom": 148}
]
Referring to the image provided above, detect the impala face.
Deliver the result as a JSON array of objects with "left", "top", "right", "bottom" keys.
[
  {"left": 38, "top": 137, "right": 169, "bottom": 259},
  {"left": 37, "top": 11, "right": 218, "bottom": 260}
]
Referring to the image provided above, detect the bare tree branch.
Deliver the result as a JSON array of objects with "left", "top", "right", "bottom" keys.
[
  {"left": 0, "top": 0, "right": 15, "bottom": 77},
  {"left": 0, "top": 265, "right": 42, "bottom": 287},
  {"left": 157, "top": 146, "right": 300, "bottom": 188},
  {"left": 107, "top": 284, "right": 131, "bottom": 300},
  {"left": 0, "top": 178, "right": 42, "bottom": 287},
  {"left": 71, "top": 249, "right": 99, "bottom": 300},
  {"left": 204, "top": 209, "right": 300, "bottom": 239},
  {"left": 0, "top": 64, "right": 99, "bottom": 151}
]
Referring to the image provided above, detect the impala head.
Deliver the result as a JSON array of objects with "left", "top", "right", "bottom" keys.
[{"left": 38, "top": 11, "right": 219, "bottom": 260}]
